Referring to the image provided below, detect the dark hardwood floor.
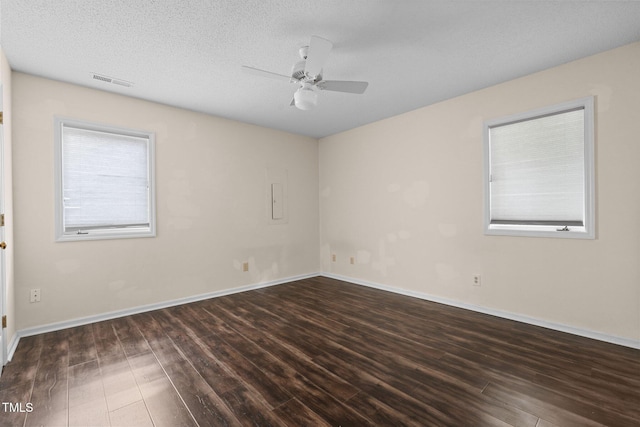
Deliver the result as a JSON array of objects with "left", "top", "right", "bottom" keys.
[{"left": 1, "top": 276, "right": 638, "bottom": 426}]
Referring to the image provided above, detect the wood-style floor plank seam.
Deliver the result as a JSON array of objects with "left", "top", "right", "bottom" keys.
[
  {"left": 1, "top": 276, "right": 638, "bottom": 426},
  {"left": 196, "top": 302, "right": 373, "bottom": 425},
  {"left": 128, "top": 315, "right": 202, "bottom": 427},
  {"left": 152, "top": 306, "right": 288, "bottom": 425}
]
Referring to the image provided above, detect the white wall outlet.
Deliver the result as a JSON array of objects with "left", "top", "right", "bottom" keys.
[
  {"left": 242, "top": 262, "right": 249, "bottom": 272},
  {"left": 473, "top": 275, "right": 481, "bottom": 286},
  {"left": 331, "top": 254, "right": 336, "bottom": 262},
  {"left": 350, "top": 256, "right": 356, "bottom": 265},
  {"left": 30, "top": 288, "right": 41, "bottom": 303}
]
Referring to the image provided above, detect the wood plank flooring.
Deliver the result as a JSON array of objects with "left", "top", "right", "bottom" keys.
[{"left": 1, "top": 276, "right": 638, "bottom": 426}]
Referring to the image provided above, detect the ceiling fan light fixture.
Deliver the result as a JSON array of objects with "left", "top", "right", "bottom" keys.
[{"left": 294, "top": 86, "right": 318, "bottom": 110}]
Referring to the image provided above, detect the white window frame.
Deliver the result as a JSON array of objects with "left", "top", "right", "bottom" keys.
[
  {"left": 483, "top": 97, "right": 595, "bottom": 239},
  {"left": 54, "top": 117, "right": 156, "bottom": 242}
]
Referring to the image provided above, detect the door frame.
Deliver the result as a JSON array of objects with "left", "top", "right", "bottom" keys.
[{"left": 0, "top": 82, "right": 6, "bottom": 367}]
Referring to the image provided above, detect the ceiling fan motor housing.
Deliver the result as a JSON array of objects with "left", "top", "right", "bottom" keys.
[{"left": 291, "top": 60, "right": 321, "bottom": 82}]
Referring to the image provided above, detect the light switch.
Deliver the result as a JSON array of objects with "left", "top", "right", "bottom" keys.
[{"left": 271, "top": 183, "right": 284, "bottom": 220}]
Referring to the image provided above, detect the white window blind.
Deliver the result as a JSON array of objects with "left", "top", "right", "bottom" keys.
[
  {"left": 489, "top": 108, "right": 585, "bottom": 226},
  {"left": 483, "top": 96, "right": 595, "bottom": 239},
  {"left": 55, "top": 118, "right": 156, "bottom": 241}
]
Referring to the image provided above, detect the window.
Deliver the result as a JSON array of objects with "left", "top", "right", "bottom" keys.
[
  {"left": 54, "top": 118, "right": 156, "bottom": 241},
  {"left": 483, "top": 97, "right": 595, "bottom": 239}
]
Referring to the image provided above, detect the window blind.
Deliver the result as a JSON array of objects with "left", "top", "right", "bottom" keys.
[
  {"left": 62, "top": 125, "right": 150, "bottom": 231},
  {"left": 489, "top": 108, "right": 585, "bottom": 225}
]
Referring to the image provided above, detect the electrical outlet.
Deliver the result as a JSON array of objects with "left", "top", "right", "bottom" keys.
[
  {"left": 331, "top": 254, "right": 336, "bottom": 262},
  {"left": 473, "top": 275, "right": 481, "bottom": 287},
  {"left": 242, "top": 262, "right": 249, "bottom": 272},
  {"left": 30, "top": 288, "right": 41, "bottom": 303},
  {"left": 350, "top": 256, "right": 355, "bottom": 265}
]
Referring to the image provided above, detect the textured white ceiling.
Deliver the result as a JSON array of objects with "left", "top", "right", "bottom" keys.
[{"left": 1, "top": 1, "right": 640, "bottom": 138}]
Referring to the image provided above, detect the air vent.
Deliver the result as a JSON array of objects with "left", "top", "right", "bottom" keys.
[
  {"left": 91, "top": 73, "right": 133, "bottom": 88},
  {"left": 92, "top": 74, "right": 112, "bottom": 83}
]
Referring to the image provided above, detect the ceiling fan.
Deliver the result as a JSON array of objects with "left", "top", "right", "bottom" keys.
[{"left": 242, "top": 36, "right": 369, "bottom": 111}]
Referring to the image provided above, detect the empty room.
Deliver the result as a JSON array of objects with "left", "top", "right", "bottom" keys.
[{"left": 0, "top": 1, "right": 639, "bottom": 426}]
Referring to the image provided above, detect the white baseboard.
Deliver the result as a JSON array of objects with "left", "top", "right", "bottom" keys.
[
  {"left": 13, "top": 272, "right": 319, "bottom": 355},
  {"left": 321, "top": 272, "right": 640, "bottom": 350},
  {"left": 6, "top": 333, "right": 20, "bottom": 363}
]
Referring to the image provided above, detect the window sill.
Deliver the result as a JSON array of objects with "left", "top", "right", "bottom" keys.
[
  {"left": 55, "top": 228, "right": 156, "bottom": 242},
  {"left": 485, "top": 225, "right": 594, "bottom": 239}
]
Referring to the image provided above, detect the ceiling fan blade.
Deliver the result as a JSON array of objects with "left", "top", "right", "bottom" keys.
[
  {"left": 304, "top": 36, "right": 333, "bottom": 78},
  {"left": 317, "top": 80, "right": 369, "bottom": 94},
  {"left": 241, "top": 66, "right": 293, "bottom": 83}
]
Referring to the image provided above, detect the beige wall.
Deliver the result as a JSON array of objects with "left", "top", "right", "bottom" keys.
[
  {"left": 1, "top": 47, "right": 16, "bottom": 355},
  {"left": 13, "top": 73, "right": 319, "bottom": 330},
  {"left": 319, "top": 42, "right": 640, "bottom": 342},
  {"left": 9, "top": 42, "right": 640, "bottom": 344}
]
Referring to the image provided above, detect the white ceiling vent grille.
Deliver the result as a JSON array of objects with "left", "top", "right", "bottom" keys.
[{"left": 91, "top": 73, "right": 133, "bottom": 88}]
